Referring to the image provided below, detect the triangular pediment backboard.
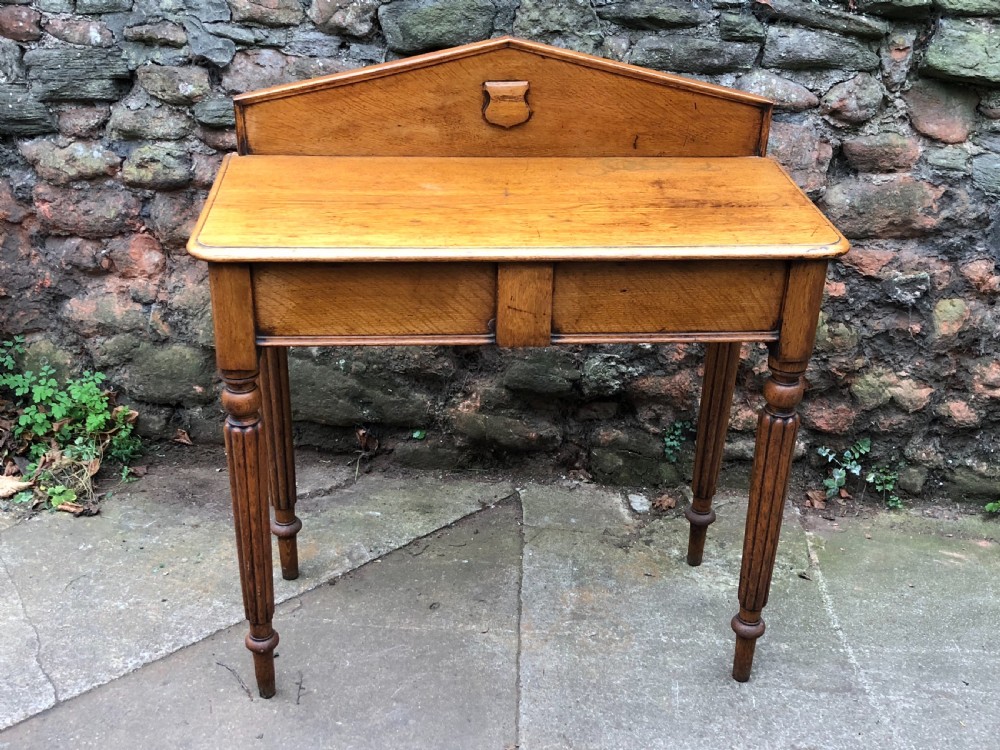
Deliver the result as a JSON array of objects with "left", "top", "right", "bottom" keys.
[{"left": 234, "top": 37, "right": 772, "bottom": 158}]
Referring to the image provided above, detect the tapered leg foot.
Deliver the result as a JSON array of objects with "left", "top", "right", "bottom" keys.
[
  {"left": 223, "top": 368, "right": 279, "bottom": 698},
  {"left": 246, "top": 629, "right": 279, "bottom": 698},
  {"left": 731, "top": 612, "right": 766, "bottom": 682},
  {"left": 730, "top": 361, "right": 803, "bottom": 682},
  {"left": 260, "top": 347, "right": 301, "bottom": 581},
  {"left": 686, "top": 342, "right": 741, "bottom": 566}
]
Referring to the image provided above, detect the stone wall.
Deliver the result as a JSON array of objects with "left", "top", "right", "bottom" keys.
[{"left": 1, "top": 0, "right": 998, "bottom": 499}]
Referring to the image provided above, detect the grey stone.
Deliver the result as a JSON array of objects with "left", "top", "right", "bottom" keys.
[
  {"left": 121, "top": 42, "right": 192, "bottom": 69},
  {"left": 182, "top": 17, "right": 237, "bottom": 66},
  {"left": 282, "top": 27, "right": 344, "bottom": 56},
  {"left": 124, "top": 23, "right": 187, "bottom": 49},
  {"left": 288, "top": 357, "right": 436, "bottom": 426},
  {"left": 381, "top": 0, "right": 495, "bottom": 54},
  {"left": 821, "top": 176, "right": 944, "bottom": 239},
  {"left": 925, "top": 145, "right": 970, "bottom": 172},
  {"left": 580, "top": 354, "right": 635, "bottom": 398},
  {"left": 75, "top": 0, "right": 132, "bottom": 11},
  {"left": 820, "top": 72, "right": 884, "bottom": 124},
  {"left": 936, "top": 0, "right": 1000, "bottom": 14},
  {"left": 107, "top": 106, "right": 194, "bottom": 140},
  {"left": 34, "top": 0, "right": 74, "bottom": 11},
  {"left": 880, "top": 26, "right": 918, "bottom": 90},
  {"left": 627, "top": 492, "right": 651, "bottom": 513},
  {"left": 137, "top": 64, "right": 211, "bottom": 105},
  {"left": 230, "top": 0, "right": 304, "bottom": 26},
  {"left": 451, "top": 411, "right": 562, "bottom": 451},
  {"left": 18, "top": 138, "right": 120, "bottom": 184},
  {"left": 922, "top": 19, "right": 1000, "bottom": 87},
  {"left": 884, "top": 272, "right": 930, "bottom": 306},
  {"left": 856, "top": 0, "right": 931, "bottom": 17},
  {"left": 0, "top": 84, "right": 55, "bottom": 135},
  {"left": 719, "top": 11, "right": 766, "bottom": 42},
  {"left": 308, "top": 0, "right": 382, "bottom": 37},
  {"left": 630, "top": 34, "right": 758, "bottom": 73},
  {"left": 972, "top": 154, "right": 1000, "bottom": 196},
  {"left": 766, "top": 120, "right": 833, "bottom": 197},
  {"left": 521, "top": 483, "right": 635, "bottom": 531},
  {"left": 192, "top": 95, "right": 235, "bottom": 127},
  {"left": 203, "top": 21, "right": 259, "bottom": 43},
  {"left": 947, "top": 465, "right": 1000, "bottom": 498},
  {"left": 512, "top": 0, "right": 602, "bottom": 55},
  {"left": 737, "top": 69, "right": 818, "bottom": 111},
  {"left": 0, "top": 37, "right": 24, "bottom": 83},
  {"left": 23, "top": 48, "right": 130, "bottom": 101},
  {"left": 393, "top": 439, "right": 465, "bottom": 470},
  {"left": 502, "top": 351, "right": 579, "bottom": 396},
  {"left": 763, "top": 27, "right": 879, "bottom": 71},
  {"left": 122, "top": 143, "right": 193, "bottom": 189},
  {"left": 842, "top": 133, "right": 921, "bottom": 172},
  {"left": 897, "top": 464, "right": 927, "bottom": 494},
  {"left": 220, "top": 48, "right": 290, "bottom": 92},
  {"left": 753, "top": 0, "right": 890, "bottom": 39},
  {"left": 184, "top": 0, "right": 231, "bottom": 22},
  {"left": 122, "top": 343, "right": 215, "bottom": 405},
  {"left": 595, "top": 0, "right": 711, "bottom": 29}
]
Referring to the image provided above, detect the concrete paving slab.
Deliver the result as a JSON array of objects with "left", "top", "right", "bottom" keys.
[
  {"left": 806, "top": 512, "right": 1000, "bottom": 749},
  {"left": 0, "top": 451, "right": 512, "bottom": 729},
  {"left": 0, "top": 501, "right": 521, "bottom": 750},
  {"left": 0, "top": 557, "right": 56, "bottom": 729}
]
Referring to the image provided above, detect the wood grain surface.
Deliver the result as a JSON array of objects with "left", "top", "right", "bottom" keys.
[
  {"left": 189, "top": 156, "right": 848, "bottom": 262},
  {"left": 235, "top": 37, "right": 770, "bottom": 158}
]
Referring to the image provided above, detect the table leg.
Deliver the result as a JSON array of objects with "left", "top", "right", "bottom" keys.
[
  {"left": 731, "top": 357, "right": 804, "bottom": 682},
  {"left": 222, "top": 368, "right": 279, "bottom": 698},
  {"left": 260, "top": 347, "right": 301, "bottom": 580},
  {"left": 686, "top": 342, "right": 741, "bottom": 566}
]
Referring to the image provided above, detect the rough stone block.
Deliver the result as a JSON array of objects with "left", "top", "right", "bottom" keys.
[
  {"left": 0, "top": 5, "right": 41, "bottom": 41},
  {"left": 855, "top": 0, "right": 931, "bottom": 18},
  {"left": 762, "top": 27, "right": 879, "bottom": 70},
  {"left": 107, "top": 105, "right": 194, "bottom": 140},
  {"left": 137, "top": 64, "right": 211, "bottom": 104},
  {"left": 0, "top": 37, "right": 23, "bottom": 83},
  {"left": 24, "top": 48, "right": 130, "bottom": 101},
  {"left": 766, "top": 120, "right": 833, "bottom": 197},
  {"left": 192, "top": 95, "right": 235, "bottom": 127},
  {"left": 229, "top": 0, "right": 304, "bottom": 26},
  {"left": 43, "top": 17, "right": 114, "bottom": 46},
  {"left": 880, "top": 27, "right": 917, "bottom": 90},
  {"left": 19, "top": 138, "right": 120, "bottom": 183},
  {"left": 76, "top": 0, "right": 134, "bottom": 11},
  {"left": 182, "top": 17, "right": 236, "bottom": 66},
  {"left": 379, "top": 0, "right": 495, "bottom": 55},
  {"left": 121, "top": 343, "right": 217, "bottom": 405},
  {"left": 122, "top": 143, "right": 193, "bottom": 189},
  {"left": 738, "top": 71, "right": 819, "bottom": 111},
  {"left": 124, "top": 21, "right": 188, "bottom": 47},
  {"left": 512, "top": 0, "right": 602, "bottom": 55},
  {"left": 972, "top": 154, "right": 1000, "bottom": 195},
  {"left": 630, "top": 34, "right": 758, "bottom": 73},
  {"left": 821, "top": 176, "right": 945, "bottom": 239},
  {"left": 842, "top": 133, "right": 920, "bottom": 172},
  {"left": 308, "top": 0, "right": 382, "bottom": 37},
  {"left": 922, "top": 19, "right": 1000, "bottom": 87},
  {"left": 451, "top": 410, "right": 562, "bottom": 451},
  {"left": 752, "top": 0, "right": 890, "bottom": 39},
  {"left": 904, "top": 79, "right": 979, "bottom": 143},
  {"left": 0, "top": 84, "right": 55, "bottom": 134},
  {"left": 595, "top": 0, "right": 711, "bottom": 29},
  {"left": 185, "top": 0, "right": 232, "bottom": 22},
  {"left": 33, "top": 183, "right": 141, "bottom": 238},
  {"left": 821, "top": 73, "right": 884, "bottom": 124},
  {"left": 719, "top": 11, "right": 766, "bottom": 42},
  {"left": 935, "top": 0, "right": 1000, "bottom": 14}
]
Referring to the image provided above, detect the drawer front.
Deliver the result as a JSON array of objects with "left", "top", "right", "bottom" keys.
[
  {"left": 254, "top": 263, "right": 497, "bottom": 338},
  {"left": 552, "top": 260, "right": 786, "bottom": 336}
]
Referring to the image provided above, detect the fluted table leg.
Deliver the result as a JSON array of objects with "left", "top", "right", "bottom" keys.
[
  {"left": 686, "top": 342, "right": 741, "bottom": 567},
  {"left": 260, "top": 347, "right": 301, "bottom": 580}
]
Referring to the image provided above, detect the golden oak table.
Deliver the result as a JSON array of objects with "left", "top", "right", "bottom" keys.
[{"left": 188, "top": 38, "right": 849, "bottom": 698}]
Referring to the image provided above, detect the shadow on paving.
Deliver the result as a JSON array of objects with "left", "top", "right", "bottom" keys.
[{"left": 1, "top": 478, "right": 998, "bottom": 750}]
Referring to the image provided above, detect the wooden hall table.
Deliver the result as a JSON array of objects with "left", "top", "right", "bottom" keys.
[{"left": 188, "top": 38, "right": 849, "bottom": 698}]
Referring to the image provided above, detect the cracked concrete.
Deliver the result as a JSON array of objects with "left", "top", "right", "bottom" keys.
[{"left": 1, "top": 463, "right": 998, "bottom": 749}]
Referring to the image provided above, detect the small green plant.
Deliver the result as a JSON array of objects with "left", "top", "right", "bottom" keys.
[
  {"left": 1, "top": 336, "right": 141, "bottom": 512},
  {"left": 985, "top": 500, "right": 1000, "bottom": 514},
  {"left": 816, "top": 438, "right": 904, "bottom": 510},
  {"left": 663, "top": 419, "right": 694, "bottom": 463}
]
